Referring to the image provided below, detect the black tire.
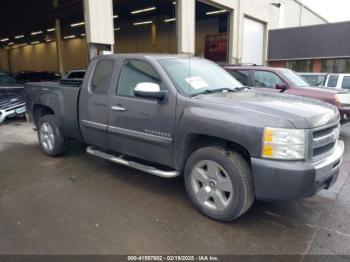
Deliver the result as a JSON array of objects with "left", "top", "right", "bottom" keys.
[
  {"left": 37, "top": 115, "right": 67, "bottom": 157},
  {"left": 184, "top": 146, "right": 254, "bottom": 222}
]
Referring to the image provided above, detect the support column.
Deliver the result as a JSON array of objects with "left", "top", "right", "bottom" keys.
[
  {"left": 53, "top": 0, "right": 64, "bottom": 74},
  {"left": 152, "top": 23, "right": 157, "bottom": 52},
  {"left": 84, "top": 0, "right": 115, "bottom": 59},
  {"left": 228, "top": 0, "right": 243, "bottom": 64},
  {"left": 6, "top": 48, "right": 12, "bottom": 73},
  {"left": 313, "top": 59, "right": 322, "bottom": 72},
  {"left": 176, "top": 0, "right": 195, "bottom": 55}
]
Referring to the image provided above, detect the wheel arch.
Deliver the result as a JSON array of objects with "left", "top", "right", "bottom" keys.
[
  {"left": 178, "top": 134, "right": 251, "bottom": 170},
  {"left": 33, "top": 104, "right": 55, "bottom": 127}
]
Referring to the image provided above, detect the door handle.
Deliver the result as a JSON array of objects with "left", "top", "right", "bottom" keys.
[{"left": 111, "top": 105, "right": 126, "bottom": 112}]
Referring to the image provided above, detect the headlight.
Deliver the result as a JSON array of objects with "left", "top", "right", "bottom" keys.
[
  {"left": 262, "top": 127, "right": 306, "bottom": 160},
  {"left": 335, "top": 94, "right": 350, "bottom": 105}
]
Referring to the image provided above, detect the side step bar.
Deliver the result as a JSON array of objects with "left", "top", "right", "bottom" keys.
[{"left": 86, "top": 146, "right": 181, "bottom": 179}]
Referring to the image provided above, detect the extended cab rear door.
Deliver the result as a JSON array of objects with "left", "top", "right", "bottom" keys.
[
  {"left": 106, "top": 58, "right": 177, "bottom": 167},
  {"left": 79, "top": 58, "right": 116, "bottom": 148}
]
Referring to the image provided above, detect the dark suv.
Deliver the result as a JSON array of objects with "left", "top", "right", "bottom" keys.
[{"left": 223, "top": 65, "right": 350, "bottom": 124}]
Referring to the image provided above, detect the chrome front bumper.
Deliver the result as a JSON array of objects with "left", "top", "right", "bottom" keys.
[{"left": 0, "top": 104, "right": 26, "bottom": 124}]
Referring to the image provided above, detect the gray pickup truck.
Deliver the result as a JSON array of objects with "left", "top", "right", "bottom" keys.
[{"left": 25, "top": 54, "right": 344, "bottom": 222}]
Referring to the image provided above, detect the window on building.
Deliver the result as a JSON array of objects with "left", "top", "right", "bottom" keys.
[
  {"left": 228, "top": 70, "right": 250, "bottom": 85},
  {"left": 254, "top": 71, "right": 283, "bottom": 88},
  {"left": 117, "top": 60, "right": 161, "bottom": 97},
  {"left": 327, "top": 75, "right": 339, "bottom": 88},
  {"left": 286, "top": 60, "right": 313, "bottom": 72},
  {"left": 321, "top": 59, "right": 350, "bottom": 73},
  {"left": 342, "top": 76, "right": 350, "bottom": 90},
  {"left": 91, "top": 60, "right": 115, "bottom": 94}
]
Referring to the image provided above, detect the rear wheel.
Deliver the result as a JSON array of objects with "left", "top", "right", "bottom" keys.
[
  {"left": 184, "top": 146, "right": 254, "bottom": 222},
  {"left": 38, "top": 115, "right": 67, "bottom": 156}
]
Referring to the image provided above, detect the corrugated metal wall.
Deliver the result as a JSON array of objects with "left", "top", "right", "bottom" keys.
[{"left": 268, "top": 22, "right": 350, "bottom": 60}]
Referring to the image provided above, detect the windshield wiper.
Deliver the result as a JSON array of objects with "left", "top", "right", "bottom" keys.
[{"left": 191, "top": 88, "right": 238, "bottom": 97}]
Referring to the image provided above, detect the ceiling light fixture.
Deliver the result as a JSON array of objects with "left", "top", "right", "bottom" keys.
[
  {"left": 113, "top": 15, "right": 119, "bottom": 19},
  {"left": 131, "top": 7, "right": 156, "bottom": 15},
  {"left": 47, "top": 28, "right": 55, "bottom": 32},
  {"left": 0, "top": 38, "right": 9, "bottom": 42},
  {"left": 64, "top": 35, "right": 76, "bottom": 39},
  {"left": 31, "top": 41, "right": 40, "bottom": 45},
  {"left": 70, "top": 22, "right": 85, "bottom": 27},
  {"left": 164, "top": 18, "right": 176, "bottom": 23},
  {"left": 31, "top": 31, "right": 43, "bottom": 35},
  {"left": 133, "top": 21, "right": 153, "bottom": 26},
  {"left": 14, "top": 35, "right": 24, "bottom": 39},
  {"left": 206, "top": 10, "right": 228, "bottom": 15},
  {"left": 80, "top": 33, "right": 86, "bottom": 37},
  {"left": 114, "top": 28, "right": 121, "bottom": 31},
  {"left": 8, "top": 42, "right": 14, "bottom": 46}
]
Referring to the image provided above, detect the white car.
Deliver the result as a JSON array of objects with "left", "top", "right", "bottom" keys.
[{"left": 324, "top": 74, "right": 350, "bottom": 90}]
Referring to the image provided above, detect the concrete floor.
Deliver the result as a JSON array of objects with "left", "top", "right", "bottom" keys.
[{"left": 0, "top": 119, "right": 350, "bottom": 256}]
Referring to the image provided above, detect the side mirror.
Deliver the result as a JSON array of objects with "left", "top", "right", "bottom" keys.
[
  {"left": 134, "top": 82, "right": 168, "bottom": 100},
  {"left": 276, "top": 83, "right": 288, "bottom": 92}
]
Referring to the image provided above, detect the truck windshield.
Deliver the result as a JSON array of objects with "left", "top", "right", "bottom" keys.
[
  {"left": 281, "top": 69, "right": 310, "bottom": 87},
  {"left": 0, "top": 73, "right": 17, "bottom": 84},
  {"left": 159, "top": 58, "right": 244, "bottom": 96}
]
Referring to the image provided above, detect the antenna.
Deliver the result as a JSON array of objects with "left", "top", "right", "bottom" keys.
[{"left": 188, "top": 24, "right": 192, "bottom": 98}]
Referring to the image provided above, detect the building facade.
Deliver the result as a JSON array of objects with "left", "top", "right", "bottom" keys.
[
  {"left": 0, "top": 0, "right": 327, "bottom": 73},
  {"left": 268, "top": 21, "right": 350, "bottom": 73}
]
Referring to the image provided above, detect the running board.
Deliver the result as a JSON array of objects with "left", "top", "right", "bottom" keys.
[{"left": 86, "top": 146, "right": 181, "bottom": 179}]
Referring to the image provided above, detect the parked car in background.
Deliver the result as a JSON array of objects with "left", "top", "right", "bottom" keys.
[
  {"left": 223, "top": 65, "right": 350, "bottom": 124},
  {"left": 299, "top": 72, "right": 328, "bottom": 86},
  {"left": 26, "top": 54, "right": 344, "bottom": 222},
  {"left": 324, "top": 74, "right": 350, "bottom": 90},
  {"left": 15, "top": 71, "right": 61, "bottom": 84},
  {"left": 64, "top": 70, "right": 86, "bottom": 80},
  {"left": 0, "top": 72, "right": 26, "bottom": 124}
]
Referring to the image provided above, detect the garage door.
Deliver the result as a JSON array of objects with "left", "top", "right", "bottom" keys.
[{"left": 242, "top": 18, "right": 264, "bottom": 65}]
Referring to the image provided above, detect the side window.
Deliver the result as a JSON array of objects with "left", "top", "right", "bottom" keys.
[
  {"left": 342, "top": 76, "right": 350, "bottom": 89},
  {"left": 327, "top": 75, "right": 339, "bottom": 88},
  {"left": 117, "top": 60, "right": 161, "bottom": 97},
  {"left": 229, "top": 70, "right": 250, "bottom": 86},
  {"left": 254, "top": 71, "right": 283, "bottom": 88},
  {"left": 91, "top": 60, "right": 115, "bottom": 94},
  {"left": 302, "top": 75, "right": 317, "bottom": 86}
]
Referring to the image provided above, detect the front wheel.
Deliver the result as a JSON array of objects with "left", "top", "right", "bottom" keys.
[
  {"left": 184, "top": 146, "right": 254, "bottom": 222},
  {"left": 38, "top": 115, "right": 67, "bottom": 157}
]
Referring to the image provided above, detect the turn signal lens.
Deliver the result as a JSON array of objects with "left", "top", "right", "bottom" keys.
[{"left": 262, "top": 128, "right": 306, "bottom": 160}]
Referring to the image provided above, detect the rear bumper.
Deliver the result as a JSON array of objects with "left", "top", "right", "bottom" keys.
[
  {"left": 251, "top": 140, "right": 344, "bottom": 201},
  {"left": 0, "top": 104, "right": 26, "bottom": 124}
]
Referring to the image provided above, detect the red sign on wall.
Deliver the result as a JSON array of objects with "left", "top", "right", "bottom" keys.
[{"left": 205, "top": 33, "right": 228, "bottom": 62}]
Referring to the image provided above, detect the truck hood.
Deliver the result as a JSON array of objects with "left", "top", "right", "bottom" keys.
[
  {"left": 197, "top": 91, "right": 339, "bottom": 129},
  {"left": 0, "top": 82, "right": 23, "bottom": 88}
]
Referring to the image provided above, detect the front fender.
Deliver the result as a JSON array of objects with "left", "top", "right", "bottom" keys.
[{"left": 173, "top": 106, "right": 265, "bottom": 169}]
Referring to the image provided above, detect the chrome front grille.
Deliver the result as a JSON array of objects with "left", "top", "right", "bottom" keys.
[{"left": 312, "top": 123, "right": 340, "bottom": 160}]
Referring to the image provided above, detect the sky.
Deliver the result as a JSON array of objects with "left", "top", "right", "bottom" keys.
[{"left": 299, "top": 0, "right": 350, "bottom": 22}]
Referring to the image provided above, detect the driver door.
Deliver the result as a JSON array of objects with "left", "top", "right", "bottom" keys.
[{"left": 107, "top": 59, "right": 176, "bottom": 167}]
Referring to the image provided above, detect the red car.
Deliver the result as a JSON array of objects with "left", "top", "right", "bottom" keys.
[{"left": 223, "top": 65, "right": 350, "bottom": 124}]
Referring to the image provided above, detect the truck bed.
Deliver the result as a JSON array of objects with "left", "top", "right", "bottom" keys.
[{"left": 25, "top": 81, "right": 83, "bottom": 141}]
